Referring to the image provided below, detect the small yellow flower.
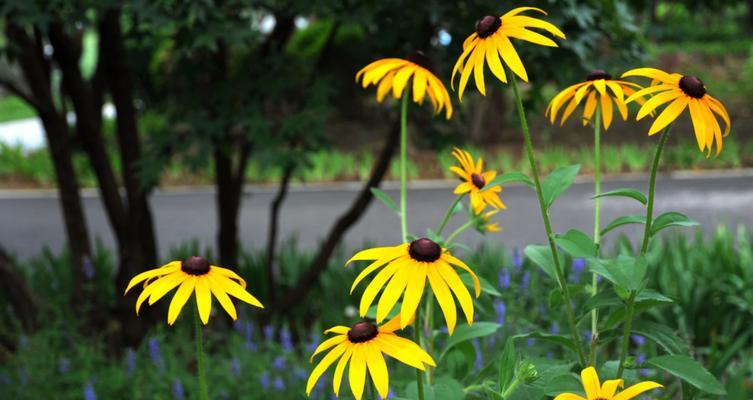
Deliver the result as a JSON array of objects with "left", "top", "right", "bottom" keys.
[
  {"left": 346, "top": 238, "right": 480, "bottom": 335},
  {"left": 306, "top": 315, "right": 435, "bottom": 400},
  {"left": 546, "top": 70, "right": 648, "bottom": 130},
  {"left": 124, "top": 256, "right": 263, "bottom": 325},
  {"left": 452, "top": 7, "right": 566, "bottom": 100},
  {"left": 480, "top": 210, "right": 502, "bottom": 233},
  {"left": 554, "top": 367, "right": 662, "bottom": 400},
  {"left": 450, "top": 148, "right": 505, "bottom": 214},
  {"left": 356, "top": 51, "right": 453, "bottom": 119},
  {"left": 622, "top": 67, "right": 731, "bottom": 155}
]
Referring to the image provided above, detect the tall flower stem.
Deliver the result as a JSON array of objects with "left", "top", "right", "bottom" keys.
[
  {"left": 445, "top": 220, "right": 473, "bottom": 245},
  {"left": 437, "top": 194, "right": 465, "bottom": 235},
  {"left": 616, "top": 127, "right": 670, "bottom": 378},
  {"left": 194, "top": 307, "right": 209, "bottom": 400},
  {"left": 590, "top": 105, "right": 602, "bottom": 366},
  {"left": 399, "top": 91, "right": 410, "bottom": 243},
  {"left": 399, "top": 89, "right": 425, "bottom": 400},
  {"left": 509, "top": 73, "right": 587, "bottom": 367}
]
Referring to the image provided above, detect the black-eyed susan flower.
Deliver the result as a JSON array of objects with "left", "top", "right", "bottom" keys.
[
  {"left": 124, "top": 256, "right": 263, "bottom": 325},
  {"left": 622, "top": 68, "right": 731, "bottom": 155},
  {"left": 356, "top": 51, "right": 453, "bottom": 119},
  {"left": 452, "top": 7, "right": 566, "bottom": 99},
  {"left": 450, "top": 148, "right": 505, "bottom": 214},
  {"left": 554, "top": 366, "right": 662, "bottom": 400},
  {"left": 546, "top": 70, "right": 648, "bottom": 130},
  {"left": 478, "top": 210, "right": 502, "bottom": 233},
  {"left": 346, "top": 238, "right": 480, "bottom": 335},
  {"left": 306, "top": 315, "right": 434, "bottom": 400}
]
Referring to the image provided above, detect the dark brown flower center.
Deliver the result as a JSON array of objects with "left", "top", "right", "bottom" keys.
[
  {"left": 586, "top": 70, "right": 612, "bottom": 81},
  {"left": 476, "top": 15, "right": 501, "bottom": 38},
  {"left": 679, "top": 75, "right": 706, "bottom": 98},
  {"left": 409, "top": 238, "right": 441, "bottom": 262},
  {"left": 347, "top": 321, "right": 378, "bottom": 343},
  {"left": 181, "top": 256, "right": 210, "bottom": 275},
  {"left": 406, "top": 50, "right": 432, "bottom": 71},
  {"left": 471, "top": 173, "right": 486, "bottom": 189}
]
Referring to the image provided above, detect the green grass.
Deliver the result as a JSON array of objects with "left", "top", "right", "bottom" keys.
[{"left": 0, "top": 96, "right": 36, "bottom": 123}]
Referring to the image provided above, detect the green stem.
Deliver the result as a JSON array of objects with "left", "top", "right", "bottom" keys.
[
  {"left": 437, "top": 194, "right": 464, "bottom": 236},
  {"left": 424, "top": 292, "right": 435, "bottom": 384},
  {"left": 194, "top": 307, "right": 209, "bottom": 400},
  {"left": 400, "top": 91, "right": 409, "bottom": 243},
  {"left": 414, "top": 306, "right": 425, "bottom": 400},
  {"left": 509, "top": 73, "right": 587, "bottom": 367},
  {"left": 617, "top": 127, "right": 670, "bottom": 379},
  {"left": 501, "top": 377, "right": 521, "bottom": 398},
  {"left": 640, "top": 128, "right": 670, "bottom": 255},
  {"left": 445, "top": 220, "right": 473, "bottom": 246},
  {"left": 590, "top": 105, "right": 602, "bottom": 367}
]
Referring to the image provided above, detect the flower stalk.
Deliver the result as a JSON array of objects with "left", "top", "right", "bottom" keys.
[
  {"left": 400, "top": 91, "right": 410, "bottom": 243},
  {"left": 194, "top": 307, "right": 209, "bottom": 400},
  {"left": 437, "top": 194, "right": 465, "bottom": 235},
  {"left": 617, "top": 126, "right": 670, "bottom": 378},
  {"left": 590, "top": 105, "right": 602, "bottom": 366},
  {"left": 509, "top": 72, "right": 587, "bottom": 367}
]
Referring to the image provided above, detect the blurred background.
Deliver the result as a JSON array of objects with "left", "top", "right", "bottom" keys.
[{"left": 0, "top": 1, "right": 752, "bottom": 399}]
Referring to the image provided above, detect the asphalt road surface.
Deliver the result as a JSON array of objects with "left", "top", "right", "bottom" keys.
[{"left": 2, "top": 173, "right": 753, "bottom": 260}]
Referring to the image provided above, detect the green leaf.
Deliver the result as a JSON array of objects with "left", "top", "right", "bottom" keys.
[
  {"left": 588, "top": 255, "right": 646, "bottom": 291},
  {"left": 650, "top": 212, "right": 699, "bottom": 236},
  {"left": 542, "top": 164, "right": 580, "bottom": 209},
  {"left": 632, "top": 320, "right": 688, "bottom": 355},
  {"left": 593, "top": 188, "right": 647, "bottom": 205},
  {"left": 512, "top": 332, "right": 576, "bottom": 353},
  {"left": 486, "top": 171, "right": 535, "bottom": 188},
  {"left": 460, "top": 272, "right": 500, "bottom": 297},
  {"left": 498, "top": 338, "right": 517, "bottom": 394},
  {"left": 647, "top": 355, "right": 726, "bottom": 395},
  {"left": 554, "top": 229, "right": 597, "bottom": 258},
  {"left": 439, "top": 322, "right": 500, "bottom": 360},
  {"left": 524, "top": 245, "right": 562, "bottom": 281},
  {"left": 370, "top": 187, "right": 399, "bottom": 214},
  {"left": 601, "top": 215, "right": 646, "bottom": 237},
  {"left": 635, "top": 289, "right": 674, "bottom": 306}
]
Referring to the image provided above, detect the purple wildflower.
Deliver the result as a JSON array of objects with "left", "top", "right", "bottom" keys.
[
  {"left": 273, "top": 356, "right": 286, "bottom": 371},
  {"left": 58, "top": 357, "right": 71, "bottom": 374},
  {"left": 498, "top": 268, "right": 511, "bottom": 289},
  {"left": 83, "top": 381, "right": 97, "bottom": 400},
  {"left": 231, "top": 357, "right": 241, "bottom": 377},
  {"left": 148, "top": 337, "right": 164, "bottom": 371},
  {"left": 173, "top": 379, "right": 184, "bottom": 400},
  {"left": 494, "top": 300, "right": 506, "bottom": 326},
  {"left": 83, "top": 257, "right": 96, "bottom": 280},
  {"left": 263, "top": 325, "right": 274, "bottom": 342},
  {"left": 570, "top": 258, "right": 586, "bottom": 283},
  {"left": 260, "top": 372, "right": 270, "bottom": 390},
  {"left": 632, "top": 335, "right": 646, "bottom": 346},
  {"left": 280, "top": 328, "right": 293, "bottom": 352},
  {"left": 273, "top": 377, "right": 285, "bottom": 391},
  {"left": 125, "top": 348, "right": 137, "bottom": 375},
  {"left": 512, "top": 248, "right": 523, "bottom": 269}
]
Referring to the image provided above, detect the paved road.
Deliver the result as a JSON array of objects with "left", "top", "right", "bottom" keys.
[{"left": 2, "top": 173, "right": 753, "bottom": 260}]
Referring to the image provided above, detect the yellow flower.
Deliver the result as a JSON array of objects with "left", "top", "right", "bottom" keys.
[
  {"left": 306, "top": 315, "right": 435, "bottom": 400},
  {"left": 124, "top": 256, "right": 263, "bottom": 325},
  {"left": 450, "top": 148, "right": 505, "bottom": 214},
  {"left": 622, "top": 67, "right": 731, "bottom": 155},
  {"left": 452, "top": 7, "right": 566, "bottom": 99},
  {"left": 356, "top": 51, "right": 453, "bottom": 119},
  {"left": 546, "top": 70, "right": 648, "bottom": 130},
  {"left": 480, "top": 210, "right": 502, "bottom": 233},
  {"left": 346, "top": 238, "right": 480, "bottom": 335},
  {"left": 554, "top": 367, "right": 662, "bottom": 400}
]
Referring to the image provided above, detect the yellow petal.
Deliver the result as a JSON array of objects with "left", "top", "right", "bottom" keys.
[
  {"left": 412, "top": 70, "right": 428, "bottom": 103},
  {"left": 601, "top": 379, "right": 624, "bottom": 398},
  {"left": 324, "top": 326, "right": 350, "bottom": 335},
  {"left": 505, "top": 27, "right": 558, "bottom": 47},
  {"left": 348, "top": 345, "right": 367, "bottom": 400},
  {"left": 621, "top": 67, "right": 674, "bottom": 84},
  {"left": 580, "top": 367, "right": 602, "bottom": 399},
  {"left": 502, "top": 7, "right": 548, "bottom": 19},
  {"left": 399, "top": 263, "right": 427, "bottom": 329},
  {"left": 559, "top": 95, "right": 580, "bottom": 126},
  {"left": 485, "top": 38, "right": 508, "bottom": 84},
  {"left": 606, "top": 81, "right": 624, "bottom": 102},
  {"left": 601, "top": 93, "right": 613, "bottom": 130},
  {"left": 472, "top": 40, "right": 487, "bottom": 96},
  {"left": 347, "top": 245, "right": 403, "bottom": 264},
  {"left": 451, "top": 36, "right": 477, "bottom": 90},
  {"left": 582, "top": 92, "right": 597, "bottom": 126},
  {"left": 351, "top": 253, "right": 401, "bottom": 293},
  {"left": 441, "top": 253, "right": 481, "bottom": 297},
  {"left": 217, "top": 274, "right": 264, "bottom": 308},
  {"left": 376, "top": 267, "right": 410, "bottom": 323},
  {"left": 365, "top": 342, "right": 389, "bottom": 398},
  {"left": 553, "top": 394, "right": 586, "bottom": 400},
  {"left": 124, "top": 262, "right": 180, "bottom": 294},
  {"left": 378, "top": 314, "right": 407, "bottom": 334},
  {"left": 593, "top": 79, "right": 607, "bottom": 96},
  {"left": 636, "top": 89, "right": 682, "bottom": 120},
  {"left": 391, "top": 65, "right": 416, "bottom": 99},
  {"left": 458, "top": 44, "right": 482, "bottom": 100},
  {"left": 427, "top": 267, "right": 457, "bottom": 335},
  {"left": 333, "top": 345, "right": 353, "bottom": 396},
  {"left": 436, "top": 261, "right": 474, "bottom": 324},
  {"left": 167, "top": 277, "right": 196, "bottom": 325},
  {"left": 648, "top": 97, "right": 688, "bottom": 135},
  {"left": 612, "top": 381, "right": 663, "bottom": 400},
  {"left": 359, "top": 258, "right": 404, "bottom": 317},
  {"left": 147, "top": 272, "right": 188, "bottom": 306},
  {"left": 210, "top": 266, "right": 247, "bottom": 288},
  {"left": 625, "top": 84, "right": 673, "bottom": 104},
  {"left": 310, "top": 335, "right": 348, "bottom": 362},
  {"left": 194, "top": 276, "right": 212, "bottom": 325},
  {"left": 206, "top": 274, "right": 238, "bottom": 320},
  {"left": 504, "top": 15, "right": 566, "bottom": 38},
  {"left": 306, "top": 342, "right": 348, "bottom": 395},
  {"left": 374, "top": 334, "right": 435, "bottom": 369},
  {"left": 497, "top": 34, "right": 528, "bottom": 81},
  {"left": 706, "top": 95, "right": 731, "bottom": 135},
  {"left": 376, "top": 71, "right": 396, "bottom": 102},
  {"left": 688, "top": 99, "right": 708, "bottom": 153}
]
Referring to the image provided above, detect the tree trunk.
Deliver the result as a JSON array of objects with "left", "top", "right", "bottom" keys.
[
  {"left": 5, "top": 24, "right": 92, "bottom": 303},
  {"left": 264, "top": 163, "right": 294, "bottom": 301},
  {"left": 275, "top": 119, "right": 400, "bottom": 315},
  {"left": 0, "top": 246, "right": 38, "bottom": 333}
]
